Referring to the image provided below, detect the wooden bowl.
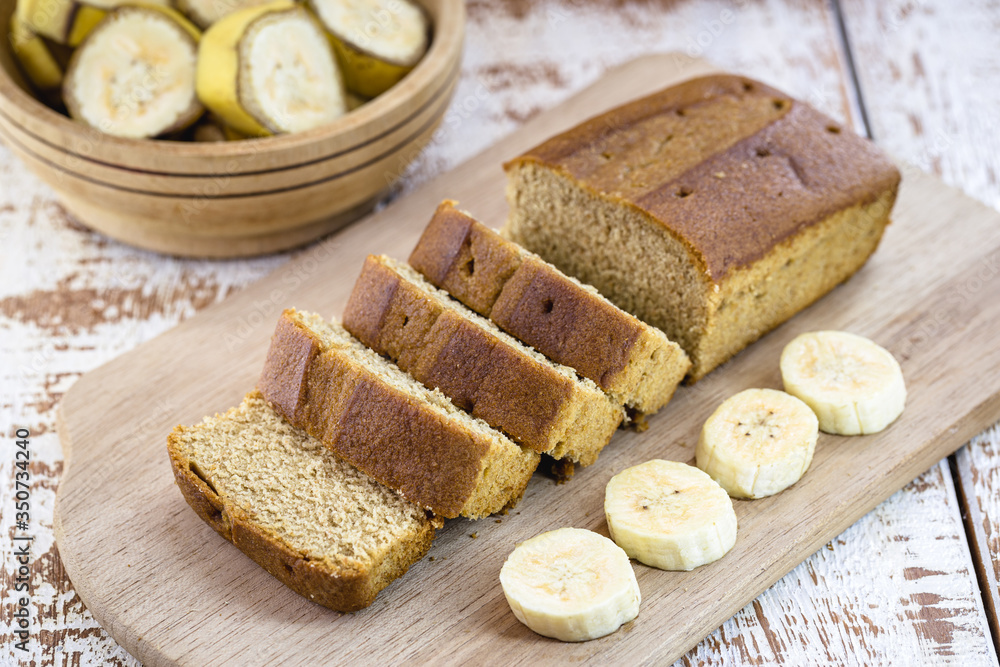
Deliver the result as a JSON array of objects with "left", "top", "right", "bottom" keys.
[{"left": 0, "top": 0, "right": 464, "bottom": 257}]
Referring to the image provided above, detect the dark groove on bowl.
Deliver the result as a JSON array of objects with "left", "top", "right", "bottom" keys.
[
  {"left": 0, "top": 87, "right": 453, "bottom": 200},
  {"left": 0, "top": 55, "right": 460, "bottom": 179}
]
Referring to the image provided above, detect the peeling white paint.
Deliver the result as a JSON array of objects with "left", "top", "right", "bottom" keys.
[{"left": 1, "top": 0, "right": 998, "bottom": 664}]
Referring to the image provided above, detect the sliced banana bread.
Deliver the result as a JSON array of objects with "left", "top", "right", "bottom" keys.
[
  {"left": 503, "top": 74, "right": 901, "bottom": 381},
  {"left": 343, "top": 254, "right": 624, "bottom": 466},
  {"left": 258, "top": 309, "right": 539, "bottom": 519},
  {"left": 167, "top": 391, "right": 442, "bottom": 613},
  {"left": 409, "top": 200, "right": 691, "bottom": 414}
]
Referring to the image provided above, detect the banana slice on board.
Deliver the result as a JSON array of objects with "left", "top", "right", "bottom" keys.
[
  {"left": 176, "top": 0, "right": 273, "bottom": 29},
  {"left": 605, "top": 460, "right": 737, "bottom": 571},
  {"left": 309, "top": 0, "right": 429, "bottom": 98},
  {"left": 781, "top": 331, "right": 906, "bottom": 436},
  {"left": 697, "top": 388, "right": 818, "bottom": 499},
  {"left": 197, "top": 0, "right": 347, "bottom": 136},
  {"left": 63, "top": 5, "right": 204, "bottom": 139},
  {"left": 499, "top": 527, "right": 640, "bottom": 642}
]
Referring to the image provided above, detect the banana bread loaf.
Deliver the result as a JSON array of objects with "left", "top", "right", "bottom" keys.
[
  {"left": 167, "top": 391, "right": 442, "bottom": 612},
  {"left": 409, "top": 200, "right": 690, "bottom": 414},
  {"left": 343, "top": 254, "right": 623, "bottom": 465},
  {"left": 503, "top": 74, "right": 901, "bottom": 381},
  {"left": 258, "top": 309, "right": 539, "bottom": 519}
]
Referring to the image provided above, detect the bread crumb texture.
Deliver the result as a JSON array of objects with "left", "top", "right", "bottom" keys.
[
  {"left": 168, "top": 391, "right": 439, "bottom": 611},
  {"left": 173, "top": 392, "right": 432, "bottom": 564}
]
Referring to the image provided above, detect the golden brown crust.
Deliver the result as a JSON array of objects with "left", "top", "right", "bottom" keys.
[
  {"left": 344, "top": 255, "right": 600, "bottom": 454},
  {"left": 259, "top": 311, "right": 476, "bottom": 517},
  {"left": 490, "top": 256, "right": 641, "bottom": 388},
  {"left": 167, "top": 418, "right": 440, "bottom": 613},
  {"left": 259, "top": 313, "right": 321, "bottom": 423},
  {"left": 508, "top": 75, "right": 789, "bottom": 174},
  {"left": 325, "top": 352, "right": 487, "bottom": 514},
  {"left": 408, "top": 200, "right": 523, "bottom": 315},
  {"left": 506, "top": 74, "right": 901, "bottom": 281},
  {"left": 258, "top": 310, "right": 535, "bottom": 518},
  {"left": 408, "top": 202, "right": 690, "bottom": 411},
  {"left": 168, "top": 431, "right": 234, "bottom": 539}
]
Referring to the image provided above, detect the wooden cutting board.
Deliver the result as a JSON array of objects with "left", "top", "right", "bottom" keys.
[{"left": 55, "top": 54, "right": 1000, "bottom": 666}]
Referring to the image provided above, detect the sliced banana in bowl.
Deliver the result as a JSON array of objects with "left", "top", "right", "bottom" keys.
[
  {"left": 781, "top": 331, "right": 906, "bottom": 436},
  {"left": 18, "top": 0, "right": 107, "bottom": 46},
  {"left": 197, "top": 0, "right": 347, "bottom": 136},
  {"left": 177, "top": 0, "right": 275, "bottom": 29},
  {"left": 697, "top": 388, "right": 818, "bottom": 499},
  {"left": 605, "top": 460, "right": 738, "bottom": 571},
  {"left": 310, "top": 0, "right": 429, "bottom": 98},
  {"left": 9, "top": 14, "right": 64, "bottom": 100},
  {"left": 499, "top": 527, "right": 640, "bottom": 642},
  {"left": 62, "top": 5, "right": 204, "bottom": 139}
]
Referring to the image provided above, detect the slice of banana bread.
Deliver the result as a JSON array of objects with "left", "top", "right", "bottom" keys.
[
  {"left": 503, "top": 74, "right": 901, "bottom": 381},
  {"left": 167, "top": 391, "right": 442, "bottom": 613},
  {"left": 409, "top": 200, "right": 690, "bottom": 414},
  {"left": 258, "top": 309, "right": 539, "bottom": 519},
  {"left": 343, "top": 254, "right": 624, "bottom": 466}
]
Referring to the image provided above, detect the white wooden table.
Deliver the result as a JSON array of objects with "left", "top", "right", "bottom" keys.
[{"left": 2, "top": 0, "right": 999, "bottom": 663}]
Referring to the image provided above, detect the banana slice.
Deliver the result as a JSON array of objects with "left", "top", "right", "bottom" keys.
[
  {"left": 18, "top": 0, "right": 106, "bottom": 46},
  {"left": 605, "top": 460, "right": 737, "bottom": 571},
  {"left": 176, "top": 0, "right": 273, "bottom": 29},
  {"left": 309, "top": 0, "right": 429, "bottom": 98},
  {"left": 499, "top": 527, "right": 640, "bottom": 642},
  {"left": 9, "top": 15, "right": 64, "bottom": 98},
  {"left": 82, "top": 0, "right": 170, "bottom": 8},
  {"left": 696, "top": 388, "right": 818, "bottom": 499},
  {"left": 62, "top": 5, "right": 203, "bottom": 139},
  {"left": 197, "top": 1, "right": 347, "bottom": 136},
  {"left": 781, "top": 330, "right": 906, "bottom": 435},
  {"left": 17, "top": 0, "right": 171, "bottom": 45}
]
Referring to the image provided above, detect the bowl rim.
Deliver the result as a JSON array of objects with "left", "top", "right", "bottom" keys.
[{"left": 0, "top": 0, "right": 464, "bottom": 163}]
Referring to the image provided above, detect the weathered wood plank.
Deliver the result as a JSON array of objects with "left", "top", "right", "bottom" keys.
[
  {"left": 684, "top": 462, "right": 992, "bottom": 665},
  {"left": 838, "top": 0, "right": 1000, "bottom": 209},
  {"left": 955, "top": 437, "right": 1000, "bottom": 647},
  {"left": 0, "top": 145, "right": 283, "bottom": 666},
  {"left": 451, "top": 1, "right": 997, "bottom": 663},
  {"left": 1, "top": 0, "right": 997, "bottom": 663},
  {"left": 839, "top": 0, "right": 1000, "bottom": 647}
]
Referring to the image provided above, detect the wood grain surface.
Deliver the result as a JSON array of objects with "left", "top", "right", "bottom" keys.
[
  {"left": 52, "top": 54, "right": 1000, "bottom": 666},
  {"left": 840, "top": 0, "right": 1000, "bottom": 650},
  {"left": 3, "top": 0, "right": 999, "bottom": 664}
]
